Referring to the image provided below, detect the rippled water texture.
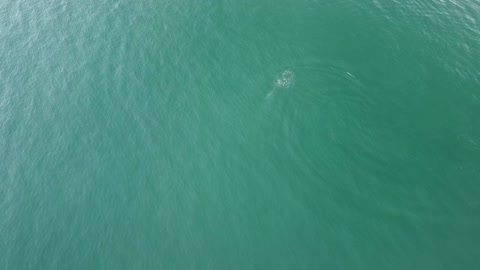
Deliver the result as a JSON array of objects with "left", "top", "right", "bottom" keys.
[{"left": 1, "top": 0, "right": 480, "bottom": 269}]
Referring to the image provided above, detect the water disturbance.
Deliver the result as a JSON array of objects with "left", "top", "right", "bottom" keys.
[{"left": 1, "top": 0, "right": 480, "bottom": 269}]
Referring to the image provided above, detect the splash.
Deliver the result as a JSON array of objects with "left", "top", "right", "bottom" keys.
[
  {"left": 266, "top": 70, "right": 295, "bottom": 99},
  {"left": 275, "top": 70, "right": 295, "bottom": 88}
]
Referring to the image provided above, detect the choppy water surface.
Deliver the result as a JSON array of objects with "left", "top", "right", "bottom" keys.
[{"left": 1, "top": 0, "right": 480, "bottom": 269}]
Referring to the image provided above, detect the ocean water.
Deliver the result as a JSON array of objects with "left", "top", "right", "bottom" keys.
[{"left": 1, "top": 0, "right": 480, "bottom": 269}]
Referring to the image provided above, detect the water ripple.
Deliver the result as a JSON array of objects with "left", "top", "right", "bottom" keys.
[{"left": 262, "top": 61, "right": 374, "bottom": 197}]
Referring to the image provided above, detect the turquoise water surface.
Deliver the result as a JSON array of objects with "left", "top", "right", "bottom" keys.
[{"left": 1, "top": 0, "right": 480, "bottom": 269}]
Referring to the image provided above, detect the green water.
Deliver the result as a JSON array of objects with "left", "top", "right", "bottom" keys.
[{"left": 1, "top": 0, "right": 480, "bottom": 269}]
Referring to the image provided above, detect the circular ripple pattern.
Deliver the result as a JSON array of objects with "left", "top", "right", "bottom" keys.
[{"left": 263, "top": 62, "right": 374, "bottom": 193}]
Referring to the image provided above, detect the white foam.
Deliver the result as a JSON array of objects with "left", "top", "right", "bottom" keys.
[{"left": 275, "top": 70, "right": 295, "bottom": 88}]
